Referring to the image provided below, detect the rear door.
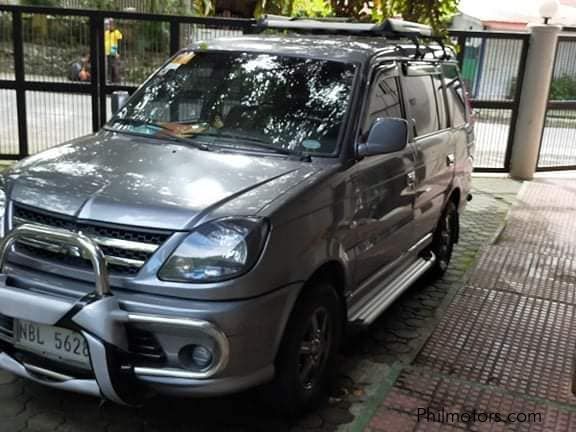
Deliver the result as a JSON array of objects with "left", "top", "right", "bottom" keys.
[
  {"left": 401, "top": 63, "right": 455, "bottom": 242},
  {"left": 442, "top": 62, "right": 474, "bottom": 201},
  {"left": 349, "top": 64, "right": 416, "bottom": 292}
]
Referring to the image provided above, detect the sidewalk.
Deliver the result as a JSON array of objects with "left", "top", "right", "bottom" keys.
[{"left": 362, "top": 178, "right": 576, "bottom": 431}]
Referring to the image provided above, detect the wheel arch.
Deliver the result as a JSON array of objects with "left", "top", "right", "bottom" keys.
[
  {"left": 281, "top": 260, "right": 349, "bottom": 347},
  {"left": 303, "top": 260, "right": 347, "bottom": 318}
]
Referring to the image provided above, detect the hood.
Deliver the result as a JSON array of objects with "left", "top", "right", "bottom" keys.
[{"left": 5, "top": 133, "right": 321, "bottom": 230}]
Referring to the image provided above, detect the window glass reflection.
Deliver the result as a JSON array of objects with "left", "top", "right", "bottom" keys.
[{"left": 112, "top": 52, "right": 357, "bottom": 155}]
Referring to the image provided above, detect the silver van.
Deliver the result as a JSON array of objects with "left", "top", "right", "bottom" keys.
[{"left": 0, "top": 18, "right": 473, "bottom": 414}]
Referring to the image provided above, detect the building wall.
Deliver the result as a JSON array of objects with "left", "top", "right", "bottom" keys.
[{"left": 451, "top": 13, "right": 483, "bottom": 31}]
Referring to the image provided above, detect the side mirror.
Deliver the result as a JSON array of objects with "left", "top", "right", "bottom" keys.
[
  {"left": 111, "top": 90, "right": 130, "bottom": 115},
  {"left": 358, "top": 118, "right": 409, "bottom": 157}
]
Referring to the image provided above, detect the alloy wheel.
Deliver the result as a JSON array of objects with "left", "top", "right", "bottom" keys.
[{"left": 298, "top": 306, "right": 333, "bottom": 392}]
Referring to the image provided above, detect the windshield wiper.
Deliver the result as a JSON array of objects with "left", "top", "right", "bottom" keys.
[
  {"left": 190, "top": 131, "right": 307, "bottom": 158},
  {"left": 104, "top": 118, "right": 212, "bottom": 151},
  {"left": 107, "top": 117, "right": 173, "bottom": 132}
]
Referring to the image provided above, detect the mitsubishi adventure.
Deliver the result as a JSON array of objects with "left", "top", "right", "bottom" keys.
[{"left": 0, "top": 18, "right": 473, "bottom": 414}]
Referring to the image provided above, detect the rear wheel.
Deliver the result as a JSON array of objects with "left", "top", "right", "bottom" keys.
[
  {"left": 267, "top": 283, "right": 343, "bottom": 417},
  {"left": 430, "top": 200, "right": 458, "bottom": 276}
]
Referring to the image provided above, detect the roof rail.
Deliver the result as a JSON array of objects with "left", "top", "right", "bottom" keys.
[
  {"left": 254, "top": 16, "right": 454, "bottom": 61},
  {"left": 380, "top": 18, "right": 433, "bottom": 38},
  {"left": 257, "top": 16, "right": 433, "bottom": 39}
]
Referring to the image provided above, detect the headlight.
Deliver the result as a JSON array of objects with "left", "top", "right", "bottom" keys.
[{"left": 159, "top": 217, "right": 269, "bottom": 283}]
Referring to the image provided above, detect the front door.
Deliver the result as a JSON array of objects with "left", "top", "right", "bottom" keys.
[{"left": 349, "top": 66, "right": 416, "bottom": 294}]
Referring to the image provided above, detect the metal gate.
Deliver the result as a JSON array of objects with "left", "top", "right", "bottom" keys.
[
  {"left": 0, "top": 7, "right": 532, "bottom": 171},
  {"left": 451, "top": 30, "right": 530, "bottom": 172},
  {"left": 538, "top": 35, "right": 576, "bottom": 171},
  {"left": 0, "top": 4, "right": 251, "bottom": 159}
]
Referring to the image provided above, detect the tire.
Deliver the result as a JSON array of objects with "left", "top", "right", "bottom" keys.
[
  {"left": 430, "top": 200, "right": 458, "bottom": 277},
  {"left": 267, "top": 282, "right": 343, "bottom": 417}
]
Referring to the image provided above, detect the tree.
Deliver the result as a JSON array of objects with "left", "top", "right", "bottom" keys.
[
  {"left": 321, "top": 1, "right": 459, "bottom": 32},
  {"left": 209, "top": 0, "right": 458, "bottom": 34},
  {"left": 381, "top": 0, "right": 460, "bottom": 33}
]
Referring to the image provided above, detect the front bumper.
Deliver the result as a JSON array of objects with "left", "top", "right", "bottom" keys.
[{"left": 0, "top": 225, "right": 299, "bottom": 404}]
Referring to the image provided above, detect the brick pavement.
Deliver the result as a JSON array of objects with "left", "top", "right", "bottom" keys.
[
  {"left": 360, "top": 178, "right": 576, "bottom": 432},
  {"left": 0, "top": 177, "right": 521, "bottom": 431}
]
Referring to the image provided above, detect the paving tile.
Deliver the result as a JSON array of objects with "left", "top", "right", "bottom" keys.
[
  {"left": 415, "top": 283, "right": 576, "bottom": 405},
  {"left": 470, "top": 246, "right": 576, "bottom": 304},
  {"left": 379, "top": 367, "right": 576, "bottom": 432}
]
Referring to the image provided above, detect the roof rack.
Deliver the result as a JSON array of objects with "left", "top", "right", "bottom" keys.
[
  {"left": 255, "top": 16, "right": 452, "bottom": 60},
  {"left": 257, "top": 16, "right": 433, "bottom": 38}
]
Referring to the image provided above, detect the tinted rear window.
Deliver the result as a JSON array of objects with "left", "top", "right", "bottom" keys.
[
  {"left": 442, "top": 64, "right": 468, "bottom": 126},
  {"left": 403, "top": 75, "right": 439, "bottom": 136}
]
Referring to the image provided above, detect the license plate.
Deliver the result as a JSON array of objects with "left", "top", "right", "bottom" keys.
[{"left": 14, "top": 320, "right": 91, "bottom": 370}]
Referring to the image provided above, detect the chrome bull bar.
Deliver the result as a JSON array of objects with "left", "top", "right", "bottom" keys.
[
  {"left": 0, "top": 223, "right": 231, "bottom": 404},
  {"left": 0, "top": 224, "right": 111, "bottom": 297}
]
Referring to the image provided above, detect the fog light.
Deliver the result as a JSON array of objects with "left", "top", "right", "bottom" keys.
[
  {"left": 192, "top": 345, "right": 213, "bottom": 368},
  {"left": 179, "top": 344, "right": 214, "bottom": 370}
]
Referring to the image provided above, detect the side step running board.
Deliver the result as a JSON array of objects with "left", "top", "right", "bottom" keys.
[{"left": 349, "top": 253, "right": 436, "bottom": 326}]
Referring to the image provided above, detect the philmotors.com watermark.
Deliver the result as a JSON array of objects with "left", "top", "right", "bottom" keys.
[{"left": 417, "top": 407, "right": 543, "bottom": 424}]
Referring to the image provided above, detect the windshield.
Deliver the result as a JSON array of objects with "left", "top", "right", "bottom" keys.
[{"left": 107, "top": 51, "right": 356, "bottom": 156}]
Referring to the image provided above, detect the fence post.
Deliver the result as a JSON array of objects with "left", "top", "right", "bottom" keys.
[
  {"left": 509, "top": 25, "right": 561, "bottom": 180},
  {"left": 96, "top": 14, "right": 107, "bottom": 127},
  {"left": 12, "top": 10, "right": 28, "bottom": 158},
  {"left": 170, "top": 21, "right": 180, "bottom": 55},
  {"left": 89, "top": 15, "right": 101, "bottom": 132}
]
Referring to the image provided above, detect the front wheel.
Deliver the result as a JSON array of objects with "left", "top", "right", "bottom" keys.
[
  {"left": 267, "top": 283, "right": 343, "bottom": 417},
  {"left": 430, "top": 201, "right": 458, "bottom": 277}
]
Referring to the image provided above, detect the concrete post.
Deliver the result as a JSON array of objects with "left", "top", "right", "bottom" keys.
[{"left": 509, "top": 25, "right": 561, "bottom": 180}]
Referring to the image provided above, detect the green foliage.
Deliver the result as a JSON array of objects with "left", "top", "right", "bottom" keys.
[
  {"left": 292, "top": 0, "right": 332, "bottom": 17},
  {"left": 509, "top": 75, "right": 576, "bottom": 102},
  {"left": 252, "top": 0, "right": 294, "bottom": 16},
  {"left": 261, "top": 0, "right": 459, "bottom": 34},
  {"left": 550, "top": 75, "right": 576, "bottom": 101},
  {"left": 329, "top": 0, "right": 459, "bottom": 33},
  {"left": 391, "top": 0, "right": 459, "bottom": 33},
  {"left": 20, "top": 0, "right": 460, "bottom": 33},
  {"left": 193, "top": 0, "right": 214, "bottom": 16}
]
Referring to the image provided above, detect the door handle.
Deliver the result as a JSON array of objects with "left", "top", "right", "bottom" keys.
[
  {"left": 406, "top": 171, "right": 416, "bottom": 190},
  {"left": 447, "top": 154, "right": 455, "bottom": 167}
]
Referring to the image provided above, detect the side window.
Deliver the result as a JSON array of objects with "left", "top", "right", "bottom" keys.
[
  {"left": 432, "top": 74, "right": 448, "bottom": 129},
  {"left": 360, "top": 74, "right": 402, "bottom": 141},
  {"left": 402, "top": 75, "right": 439, "bottom": 136},
  {"left": 441, "top": 63, "right": 468, "bottom": 126}
]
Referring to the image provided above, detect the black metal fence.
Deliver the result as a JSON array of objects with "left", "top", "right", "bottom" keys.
[
  {"left": 451, "top": 30, "right": 530, "bottom": 172},
  {"left": 0, "top": 5, "right": 534, "bottom": 172},
  {"left": 538, "top": 35, "right": 576, "bottom": 171},
  {"left": 0, "top": 4, "right": 251, "bottom": 159}
]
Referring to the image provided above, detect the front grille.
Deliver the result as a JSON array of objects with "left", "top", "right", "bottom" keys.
[
  {"left": 11, "top": 204, "right": 172, "bottom": 276},
  {"left": 126, "top": 326, "right": 166, "bottom": 366},
  {"left": 0, "top": 314, "right": 14, "bottom": 342}
]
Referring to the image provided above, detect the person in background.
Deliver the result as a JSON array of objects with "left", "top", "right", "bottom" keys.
[
  {"left": 68, "top": 52, "right": 91, "bottom": 82},
  {"left": 104, "top": 18, "right": 123, "bottom": 83}
]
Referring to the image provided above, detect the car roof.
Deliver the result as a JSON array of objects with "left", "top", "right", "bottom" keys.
[{"left": 188, "top": 34, "right": 420, "bottom": 64}]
